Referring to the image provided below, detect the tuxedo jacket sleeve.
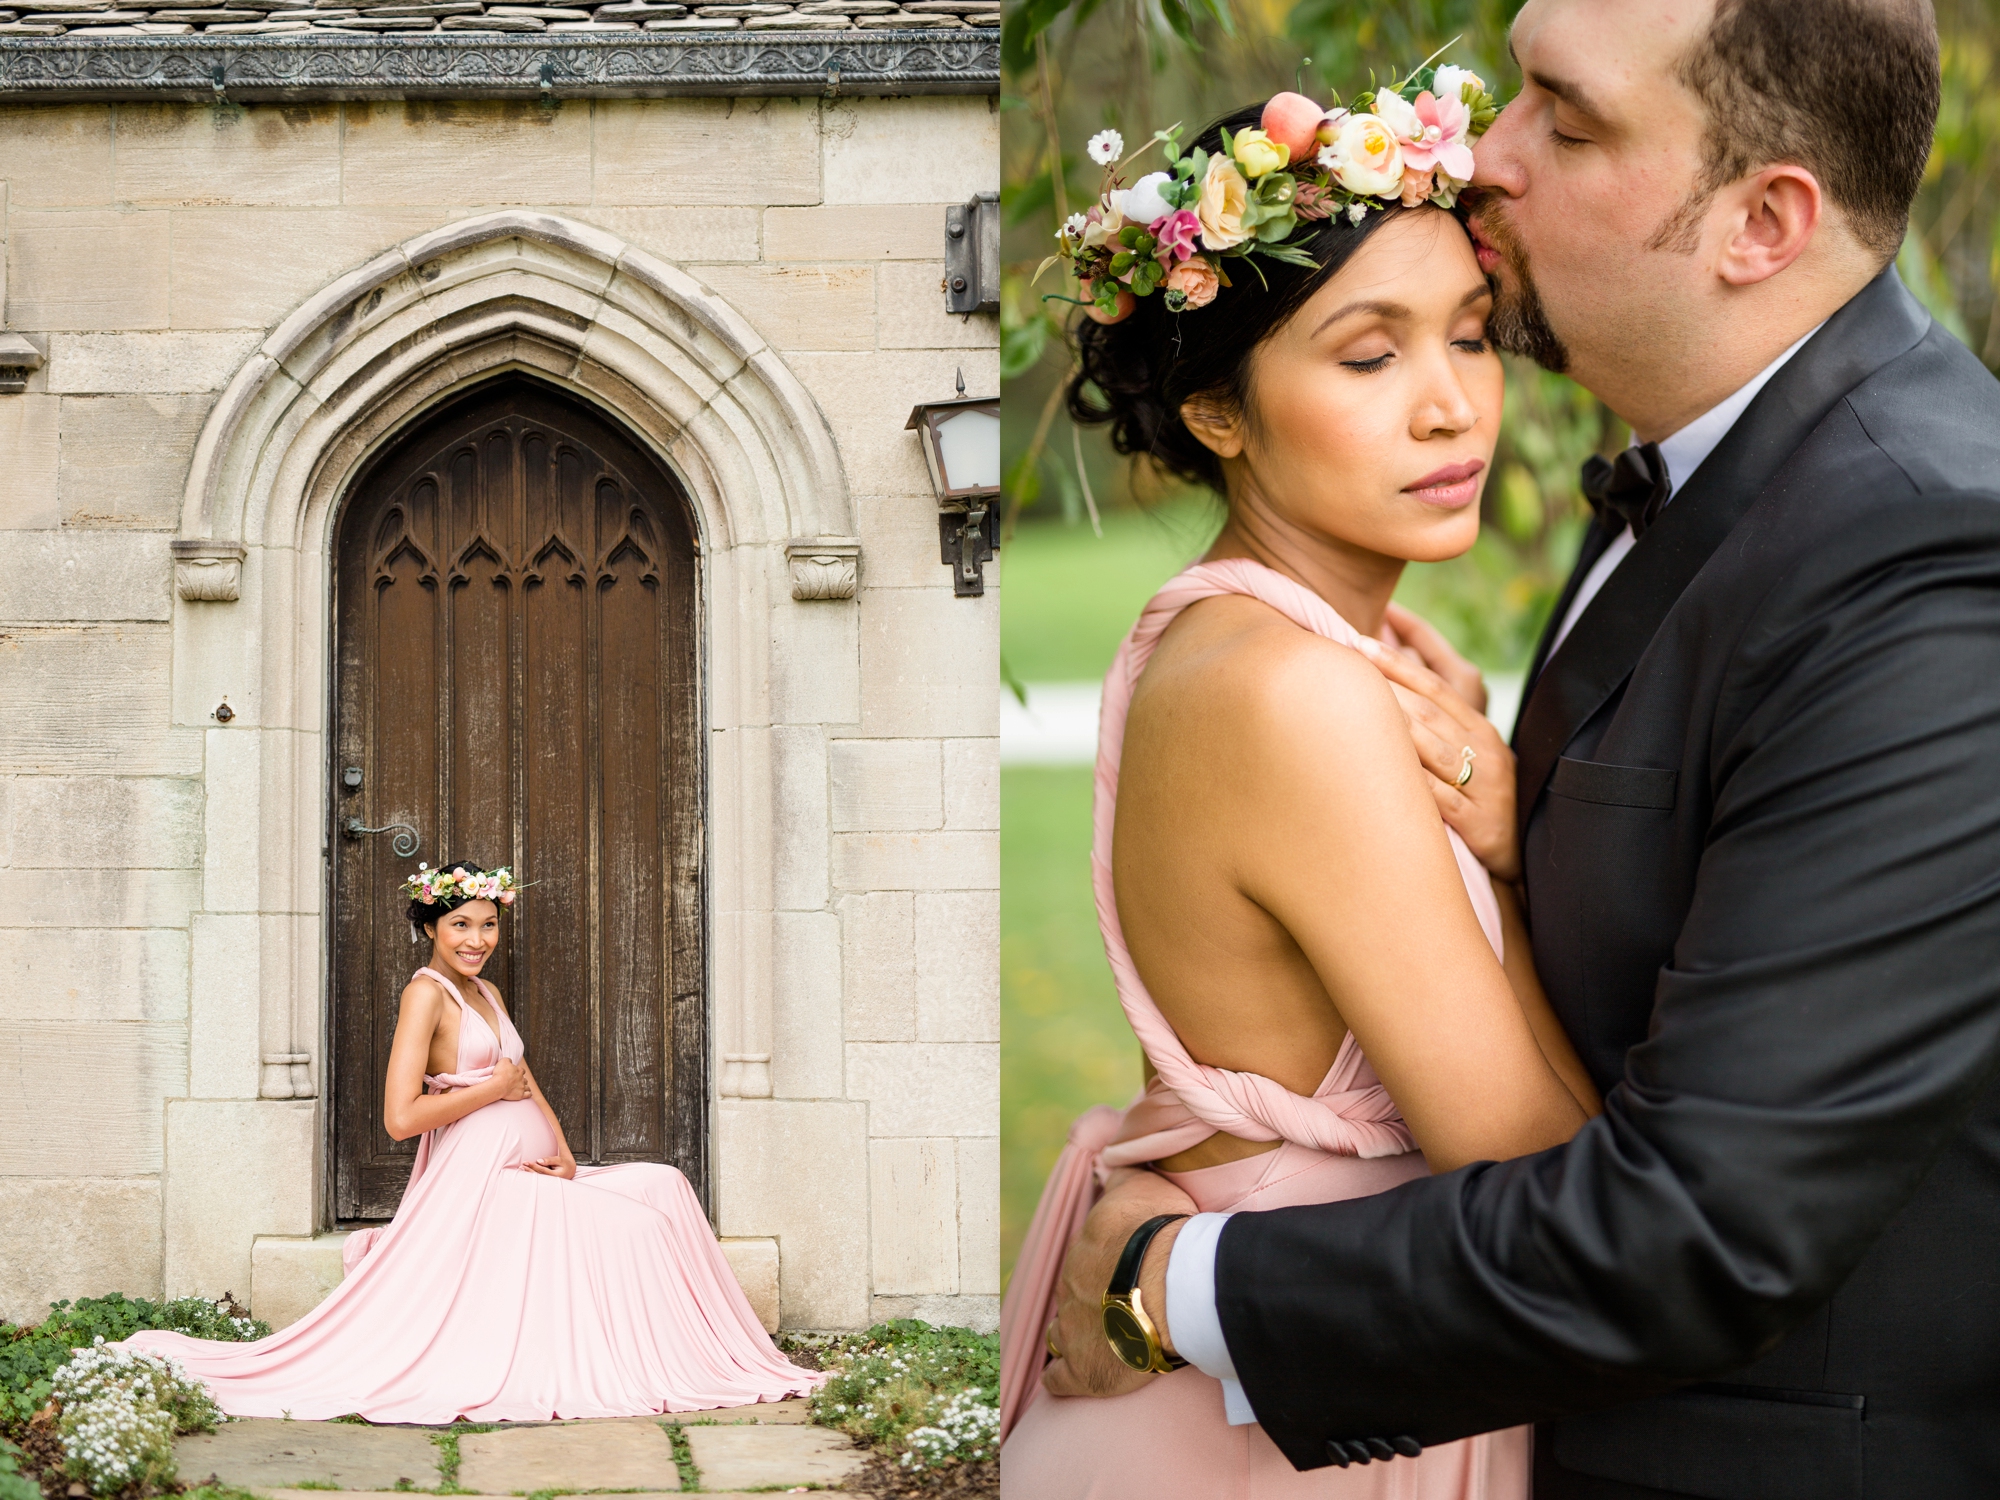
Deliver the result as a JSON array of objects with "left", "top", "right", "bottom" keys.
[{"left": 1214, "top": 484, "right": 2000, "bottom": 1468}]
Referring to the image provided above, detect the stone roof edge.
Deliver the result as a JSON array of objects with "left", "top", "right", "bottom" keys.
[{"left": 0, "top": 29, "right": 998, "bottom": 100}]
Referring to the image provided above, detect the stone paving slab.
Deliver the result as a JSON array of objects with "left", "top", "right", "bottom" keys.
[
  {"left": 683, "top": 1424, "right": 867, "bottom": 1491},
  {"left": 698, "top": 1395, "right": 814, "bottom": 1425},
  {"left": 458, "top": 1417, "right": 682, "bottom": 1493},
  {"left": 176, "top": 1420, "right": 441, "bottom": 1491}
]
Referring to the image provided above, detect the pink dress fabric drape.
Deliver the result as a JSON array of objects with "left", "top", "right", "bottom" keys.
[
  {"left": 999, "top": 558, "right": 1528, "bottom": 1498},
  {"left": 122, "top": 968, "right": 821, "bottom": 1423}
]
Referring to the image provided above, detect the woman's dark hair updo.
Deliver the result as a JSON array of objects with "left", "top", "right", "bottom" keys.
[
  {"left": 1066, "top": 102, "right": 1427, "bottom": 494},
  {"left": 408, "top": 856, "right": 497, "bottom": 940}
]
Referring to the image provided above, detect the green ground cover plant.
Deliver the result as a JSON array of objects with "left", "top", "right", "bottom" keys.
[{"left": 786, "top": 1320, "right": 998, "bottom": 1476}]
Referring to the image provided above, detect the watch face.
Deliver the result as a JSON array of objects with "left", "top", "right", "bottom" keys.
[{"left": 1103, "top": 1300, "right": 1156, "bottom": 1371}]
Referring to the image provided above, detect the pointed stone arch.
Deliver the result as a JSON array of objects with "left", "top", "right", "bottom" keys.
[{"left": 169, "top": 211, "right": 862, "bottom": 1231}]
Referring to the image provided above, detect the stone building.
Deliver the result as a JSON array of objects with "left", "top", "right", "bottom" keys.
[{"left": 0, "top": 28, "right": 1000, "bottom": 1339}]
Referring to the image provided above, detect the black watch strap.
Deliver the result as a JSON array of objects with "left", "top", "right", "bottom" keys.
[{"left": 1108, "top": 1213, "right": 1189, "bottom": 1298}]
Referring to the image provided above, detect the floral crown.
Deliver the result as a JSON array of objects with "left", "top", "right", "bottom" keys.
[
  {"left": 1050, "top": 50, "right": 1498, "bottom": 319},
  {"left": 401, "top": 862, "right": 521, "bottom": 909}
]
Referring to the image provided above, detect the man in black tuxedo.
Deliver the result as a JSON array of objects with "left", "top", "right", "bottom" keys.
[{"left": 1042, "top": 0, "right": 2000, "bottom": 1494}]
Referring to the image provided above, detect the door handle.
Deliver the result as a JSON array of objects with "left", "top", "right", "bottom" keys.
[{"left": 344, "top": 818, "right": 420, "bottom": 857}]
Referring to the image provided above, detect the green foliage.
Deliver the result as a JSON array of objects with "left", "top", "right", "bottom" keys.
[
  {"left": 0, "top": 1438, "right": 39, "bottom": 1500},
  {"left": 799, "top": 1321, "right": 999, "bottom": 1471},
  {"left": 659, "top": 1423, "right": 701, "bottom": 1492},
  {"left": 0, "top": 1294, "right": 269, "bottom": 1428}
]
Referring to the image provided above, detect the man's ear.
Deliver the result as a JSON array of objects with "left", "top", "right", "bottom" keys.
[
  {"left": 1716, "top": 164, "right": 1822, "bottom": 287},
  {"left": 1180, "top": 392, "right": 1246, "bottom": 459}
]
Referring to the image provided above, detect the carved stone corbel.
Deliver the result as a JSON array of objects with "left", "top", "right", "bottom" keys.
[
  {"left": 784, "top": 536, "right": 860, "bottom": 601},
  {"left": 172, "top": 539, "right": 248, "bottom": 602}
]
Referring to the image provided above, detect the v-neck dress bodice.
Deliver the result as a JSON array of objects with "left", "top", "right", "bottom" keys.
[{"left": 121, "top": 965, "right": 819, "bottom": 1422}]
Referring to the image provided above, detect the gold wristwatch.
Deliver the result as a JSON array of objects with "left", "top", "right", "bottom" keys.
[{"left": 1101, "top": 1213, "right": 1189, "bottom": 1374}]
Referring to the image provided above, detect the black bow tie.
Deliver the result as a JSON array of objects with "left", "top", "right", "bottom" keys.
[{"left": 1580, "top": 442, "right": 1671, "bottom": 539}]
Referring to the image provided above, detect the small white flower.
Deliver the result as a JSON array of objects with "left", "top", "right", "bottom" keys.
[
  {"left": 1432, "top": 64, "right": 1484, "bottom": 104},
  {"left": 1347, "top": 201, "right": 1369, "bottom": 224},
  {"left": 1058, "top": 211, "right": 1088, "bottom": 242},
  {"left": 1086, "top": 128, "right": 1123, "bottom": 165},
  {"left": 1110, "top": 170, "right": 1175, "bottom": 227}
]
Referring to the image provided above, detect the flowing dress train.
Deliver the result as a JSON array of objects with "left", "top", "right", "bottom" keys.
[
  {"left": 122, "top": 968, "right": 821, "bottom": 1423},
  {"left": 998, "top": 558, "right": 1530, "bottom": 1499}
]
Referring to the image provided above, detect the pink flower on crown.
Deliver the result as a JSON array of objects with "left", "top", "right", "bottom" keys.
[
  {"left": 1151, "top": 209, "right": 1202, "bottom": 263},
  {"left": 1383, "top": 88, "right": 1475, "bottom": 183},
  {"left": 499, "top": 890, "right": 516, "bottom": 905},
  {"left": 1293, "top": 181, "right": 1333, "bottom": 220}
]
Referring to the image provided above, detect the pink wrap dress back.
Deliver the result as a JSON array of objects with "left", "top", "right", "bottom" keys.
[
  {"left": 122, "top": 967, "right": 820, "bottom": 1423},
  {"left": 998, "top": 558, "right": 1530, "bottom": 1498}
]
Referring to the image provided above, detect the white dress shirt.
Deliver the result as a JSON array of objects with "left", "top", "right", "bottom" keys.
[{"left": 1161, "top": 321, "right": 1827, "bottom": 1424}]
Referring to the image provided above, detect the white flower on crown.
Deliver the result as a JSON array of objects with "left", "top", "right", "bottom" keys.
[
  {"left": 1111, "top": 171, "right": 1176, "bottom": 228},
  {"left": 1087, "top": 129, "right": 1124, "bottom": 165},
  {"left": 1432, "top": 64, "right": 1484, "bottom": 104},
  {"left": 1347, "top": 201, "right": 1368, "bottom": 224},
  {"left": 1058, "top": 211, "right": 1088, "bottom": 242}
]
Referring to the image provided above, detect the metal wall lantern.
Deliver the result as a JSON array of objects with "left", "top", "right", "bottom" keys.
[{"left": 907, "top": 369, "right": 1001, "bottom": 597}]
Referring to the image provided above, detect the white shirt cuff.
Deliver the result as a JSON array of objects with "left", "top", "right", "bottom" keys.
[{"left": 1165, "top": 1211, "right": 1256, "bottom": 1424}]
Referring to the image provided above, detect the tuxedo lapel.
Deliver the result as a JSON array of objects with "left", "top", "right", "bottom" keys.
[
  {"left": 1515, "top": 511, "right": 1618, "bottom": 737},
  {"left": 1512, "top": 267, "right": 1933, "bottom": 829}
]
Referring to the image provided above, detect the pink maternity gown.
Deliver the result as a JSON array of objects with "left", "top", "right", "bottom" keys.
[
  {"left": 998, "top": 558, "right": 1530, "bottom": 1499},
  {"left": 123, "top": 968, "right": 820, "bottom": 1423}
]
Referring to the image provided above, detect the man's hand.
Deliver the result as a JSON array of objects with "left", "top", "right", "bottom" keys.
[{"left": 1041, "top": 1168, "right": 1199, "bottom": 1399}]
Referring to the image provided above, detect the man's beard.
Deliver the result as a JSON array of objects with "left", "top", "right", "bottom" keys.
[{"left": 1468, "top": 196, "right": 1570, "bottom": 374}]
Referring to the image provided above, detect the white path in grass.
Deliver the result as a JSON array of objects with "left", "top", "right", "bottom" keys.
[{"left": 1000, "top": 673, "right": 1525, "bottom": 768}]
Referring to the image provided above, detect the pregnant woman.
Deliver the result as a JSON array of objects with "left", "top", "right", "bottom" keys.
[{"left": 123, "top": 861, "right": 819, "bottom": 1423}]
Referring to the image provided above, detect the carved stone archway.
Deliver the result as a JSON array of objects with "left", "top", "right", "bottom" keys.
[{"left": 170, "top": 210, "right": 859, "bottom": 1224}]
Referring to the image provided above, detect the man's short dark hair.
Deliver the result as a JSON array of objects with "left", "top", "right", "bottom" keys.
[{"left": 1660, "top": 0, "right": 1939, "bottom": 260}]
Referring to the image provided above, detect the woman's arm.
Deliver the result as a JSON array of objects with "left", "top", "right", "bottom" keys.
[
  {"left": 519, "top": 1061, "right": 577, "bottom": 1179},
  {"left": 1492, "top": 878, "right": 1602, "bottom": 1117},
  {"left": 381, "top": 978, "right": 526, "bottom": 1141}
]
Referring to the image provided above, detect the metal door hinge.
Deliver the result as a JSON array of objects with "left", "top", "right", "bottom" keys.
[{"left": 943, "top": 192, "right": 1000, "bottom": 315}]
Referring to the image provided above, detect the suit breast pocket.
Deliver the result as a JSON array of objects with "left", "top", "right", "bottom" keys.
[{"left": 1550, "top": 756, "right": 1678, "bottom": 811}]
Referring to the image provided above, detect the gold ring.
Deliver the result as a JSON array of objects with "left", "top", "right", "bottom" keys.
[
  {"left": 1046, "top": 1327, "right": 1062, "bottom": 1362},
  {"left": 1454, "top": 746, "right": 1476, "bottom": 788}
]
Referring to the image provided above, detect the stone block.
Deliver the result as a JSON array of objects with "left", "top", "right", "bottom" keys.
[
  {"left": 694, "top": 263, "right": 874, "bottom": 351},
  {"left": 878, "top": 259, "right": 999, "bottom": 349},
  {"left": 0, "top": 1021, "right": 188, "bottom": 1175},
  {"left": 762, "top": 203, "right": 945, "bottom": 261},
  {"left": 59, "top": 394, "right": 214, "bottom": 528},
  {"left": 583, "top": 205, "right": 760, "bottom": 262},
  {"left": 203, "top": 728, "right": 263, "bottom": 911},
  {"left": 682, "top": 1426, "right": 865, "bottom": 1492},
  {"left": 858, "top": 587, "right": 999, "bottom": 738},
  {"left": 250, "top": 1232, "right": 351, "bottom": 1330},
  {"left": 869, "top": 1292, "right": 998, "bottom": 1334},
  {"left": 838, "top": 890, "right": 915, "bottom": 1041},
  {"left": 0, "top": 106, "right": 114, "bottom": 207},
  {"left": 0, "top": 627, "right": 202, "bottom": 775},
  {"left": 957, "top": 1134, "right": 999, "bottom": 1296},
  {"left": 787, "top": 348, "right": 999, "bottom": 499},
  {"left": 0, "top": 396, "right": 61, "bottom": 529},
  {"left": 941, "top": 737, "right": 998, "bottom": 830},
  {"left": 0, "top": 1178, "right": 163, "bottom": 1324},
  {"left": 869, "top": 1137, "right": 956, "bottom": 1295},
  {"left": 113, "top": 103, "right": 341, "bottom": 206},
  {"left": 768, "top": 591, "right": 860, "bottom": 727},
  {"left": 832, "top": 831, "right": 998, "bottom": 893},
  {"left": 0, "top": 869, "right": 202, "bottom": 929},
  {"left": 594, "top": 99, "right": 820, "bottom": 206},
  {"left": 175, "top": 1420, "right": 442, "bottom": 1491},
  {"left": 7, "top": 774, "right": 202, "bottom": 867},
  {"left": 831, "top": 737, "right": 941, "bottom": 831},
  {"left": 339, "top": 99, "right": 592, "bottom": 205},
  {"left": 855, "top": 493, "right": 948, "bottom": 590},
  {"left": 770, "top": 910, "right": 842, "bottom": 1100},
  {"left": 845, "top": 1041, "right": 997, "bottom": 1137},
  {"left": 460, "top": 1419, "right": 681, "bottom": 1493},
  {"left": 0, "top": 530, "right": 174, "bottom": 621},
  {"left": 716, "top": 1099, "right": 869, "bottom": 1328},
  {"left": 168, "top": 207, "right": 442, "bottom": 329},
  {"left": 770, "top": 724, "right": 829, "bottom": 912},
  {"left": 0, "top": 927, "right": 188, "bottom": 1023},
  {"left": 163, "top": 1100, "right": 316, "bottom": 1299},
  {"left": 719, "top": 1237, "right": 781, "bottom": 1334},
  {"left": 7, "top": 210, "right": 171, "bottom": 330},
  {"left": 822, "top": 96, "right": 997, "bottom": 206},
  {"left": 191, "top": 913, "right": 262, "bottom": 1098},
  {"left": 48, "top": 331, "right": 263, "bottom": 394},
  {"left": 914, "top": 890, "right": 998, "bottom": 1042}
]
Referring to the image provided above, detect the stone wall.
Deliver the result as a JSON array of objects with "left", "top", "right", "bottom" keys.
[{"left": 0, "top": 92, "right": 999, "bottom": 1333}]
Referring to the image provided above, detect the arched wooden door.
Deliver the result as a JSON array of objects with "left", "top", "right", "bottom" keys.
[{"left": 329, "top": 376, "right": 704, "bottom": 1224}]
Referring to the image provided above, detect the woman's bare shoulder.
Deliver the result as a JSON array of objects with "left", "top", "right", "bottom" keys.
[{"left": 398, "top": 973, "right": 450, "bottom": 1016}]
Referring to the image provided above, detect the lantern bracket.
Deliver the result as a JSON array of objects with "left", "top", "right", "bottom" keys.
[
  {"left": 943, "top": 192, "right": 1000, "bottom": 315},
  {"left": 938, "top": 503, "right": 999, "bottom": 597}
]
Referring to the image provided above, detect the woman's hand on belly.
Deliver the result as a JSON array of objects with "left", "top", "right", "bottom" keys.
[{"left": 522, "top": 1147, "right": 576, "bottom": 1180}]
